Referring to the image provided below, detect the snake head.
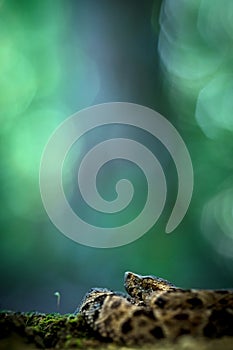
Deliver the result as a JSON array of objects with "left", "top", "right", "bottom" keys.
[
  {"left": 75, "top": 288, "right": 113, "bottom": 326},
  {"left": 124, "top": 271, "right": 177, "bottom": 301}
]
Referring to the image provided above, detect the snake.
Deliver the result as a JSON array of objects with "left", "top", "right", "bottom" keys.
[{"left": 77, "top": 271, "right": 233, "bottom": 345}]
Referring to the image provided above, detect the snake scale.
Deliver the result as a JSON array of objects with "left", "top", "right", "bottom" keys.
[{"left": 77, "top": 271, "right": 233, "bottom": 345}]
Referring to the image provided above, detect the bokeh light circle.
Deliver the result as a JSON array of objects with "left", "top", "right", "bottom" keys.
[{"left": 39, "top": 102, "right": 193, "bottom": 248}]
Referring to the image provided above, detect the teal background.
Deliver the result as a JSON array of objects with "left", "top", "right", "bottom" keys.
[{"left": 1, "top": 0, "right": 233, "bottom": 313}]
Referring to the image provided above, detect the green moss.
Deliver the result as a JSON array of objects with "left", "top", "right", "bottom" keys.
[{"left": 0, "top": 310, "right": 99, "bottom": 349}]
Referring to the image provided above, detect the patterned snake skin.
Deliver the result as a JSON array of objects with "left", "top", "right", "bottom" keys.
[{"left": 78, "top": 271, "right": 233, "bottom": 345}]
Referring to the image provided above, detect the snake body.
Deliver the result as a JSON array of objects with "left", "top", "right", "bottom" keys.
[{"left": 78, "top": 272, "right": 233, "bottom": 345}]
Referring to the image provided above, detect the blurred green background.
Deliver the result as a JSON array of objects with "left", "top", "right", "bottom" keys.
[{"left": 1, "top": 0, "right": 233, "bottom": 313}]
